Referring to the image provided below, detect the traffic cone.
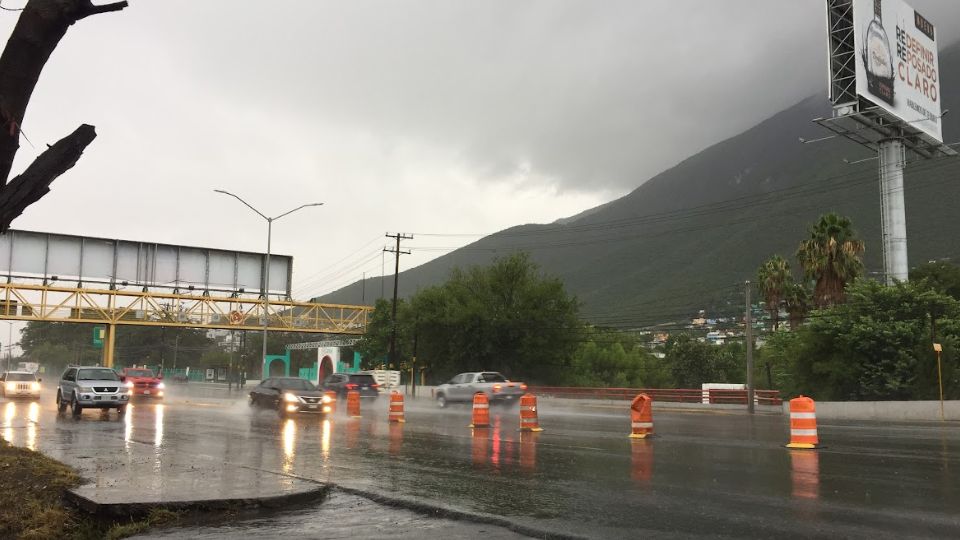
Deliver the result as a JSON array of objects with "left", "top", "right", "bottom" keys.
[
  {"left": 469, "top": 392, "right": 490, "bottom": 428},
  {"left": 347, "top": 390, "right": 362, "bottom": 418},
  {"left": 518, "top": 394, "right": 544, "bottom": 432},
  {"left": 629, "top": 393, "right": 654, "bottom": 439},
  {"left": 786, "top": 396, "right": 819, "bottom": 449},
  {"left": 325, "top": 391, "right": 337, "bottom": 414},
  {"left": 388, "top": 392, "right": 405, "bottom": 423}
]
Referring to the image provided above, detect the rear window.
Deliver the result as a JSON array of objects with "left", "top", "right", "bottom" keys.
[
  {"left": 5, "top": 372, "right": 36, "bottom": 381},
  {"left": 77, "top": 368, "right": 120, "bottom": 381},
  {"left": 480, "top": 372, "right": 507, "bottom": 383},
  {"left": 349, "top": 374, "right": 376, "bottom": 384},
  {"left": 125, "top": 369, "right": 155, "bottom": 377}
]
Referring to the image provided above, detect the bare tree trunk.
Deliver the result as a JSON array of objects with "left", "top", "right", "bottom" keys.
[{"left": 0, "top": 0, "right": 127, "bottom": 230}]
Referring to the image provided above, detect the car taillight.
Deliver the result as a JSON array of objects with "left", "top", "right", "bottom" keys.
[
  {"left": 520, "top": 383, "right": 528, "bottom": 391},
  {"left": 371, "top": 383, "right": 379, "bottom": 388},
  {"left": 493, "top": 384, "right": 501, "bottom": 393},
  {"left": 346, "top": 383, "right": 358, "bottom": 390}
]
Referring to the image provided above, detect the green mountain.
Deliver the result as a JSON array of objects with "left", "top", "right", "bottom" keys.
[{"left": 320, "top": 43, "right": 960, "bottom": 328}]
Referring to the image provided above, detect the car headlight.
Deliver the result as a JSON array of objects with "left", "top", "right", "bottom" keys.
[
  {"left": 322, "top": 395, "right": 332, "bottom": 404},
  {"left": 156, "top": 382, "right": 165, "bottom": 389},
  {"left": 5, "top": 382, "right": 14, "bottom": 391},
  {"left": 78, "top": 386, "right": 93, "bottom": 393},
  {"left": 284, "top": 392, "right": 299, "bottom": 403},
  {"left": 31, "top": 382, "right": 40, "bottom": 391},
  {"left": 125, "top": 381, "right": 134, "bottom": 388}
]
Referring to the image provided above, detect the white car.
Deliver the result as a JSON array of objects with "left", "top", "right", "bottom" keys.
[
  {"left": 434, "top": 371, "right": 527, "bottom": 408},
  {"left": 0, "top": 371, "right": 41, "bottom": 399}
]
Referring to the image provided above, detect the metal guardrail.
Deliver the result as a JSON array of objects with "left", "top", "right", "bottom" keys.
[{"left": 528, "top": 386, "right": 782, "bottom": 406}]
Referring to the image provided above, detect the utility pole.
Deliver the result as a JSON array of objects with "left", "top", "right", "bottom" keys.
[
  {"left": 385, "top": 233, "right": 412, "bottom": 369},
  {"left": 745, "top": 280, "right": 755, "bottom": 414}
]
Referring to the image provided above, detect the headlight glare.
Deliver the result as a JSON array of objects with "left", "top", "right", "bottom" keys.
[
  {"left": 156, "top": 382, "right": 165, "bottom": 389},
  {"left": 284, "top": 392, "right": 299, "bottom": 403},
  {"left": 322, "top": 395, "right": 332, "bottom": 404},
  {"left": 31, "top": 382, "right": 40, "bottom": 391}
]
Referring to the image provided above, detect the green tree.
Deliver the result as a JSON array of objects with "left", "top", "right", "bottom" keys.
[
  {"left": 783, "top": 281, "right": 812, "bottom": 330},
  {"left": 796, "top": 213, "right": 865, "bottom": 308},
  {"left": 356, "top": 252, "right": 581, "bottom": 384},
  {"left": 911, "top": 261, "right": 960, "bottom": 300},
  {"left": 665, "top": 334, "right": 742, "bottom": 388},
  {"left": 785, "top": 280, "right": 959, "bottom": 400},
  {"left": 757, "top": 255, "right": 791, "bottom": 330}
]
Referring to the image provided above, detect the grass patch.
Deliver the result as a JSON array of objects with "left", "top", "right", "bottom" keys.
[{"left": 0, "top": 439, "right": 182, "bottom": 539}]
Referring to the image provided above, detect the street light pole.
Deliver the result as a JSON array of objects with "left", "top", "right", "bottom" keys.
[{"left": 215, "top": 189, "right": 322, "bottom": 379}]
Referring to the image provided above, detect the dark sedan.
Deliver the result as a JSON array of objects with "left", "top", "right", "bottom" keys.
[
  {"left": 322, "top": 373, "right": 380, "bottom": 400},
  {"left": 249, "top": 377, "right": 332, "bottom": 417}
]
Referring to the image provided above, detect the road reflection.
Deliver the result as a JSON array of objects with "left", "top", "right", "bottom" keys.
[
  {"left": 3, "top": 401, "right": 14, "bottom": 443},
  {"left": 630, "top": 440, "right": 654, "bottom": 484},
  {"left": 388, "top": 422, "right": 402, "bottom": 456},
  {"left": 471, "top": 426, "right": 489, "bottom": 466},
  {"left": 789, "top": 450, "right": 820, "bottom": 500},
  {"left": 282, "top": 418, "right": 296, "bottom": 473},
  {"left": 124, "top": 404, "right": 134, "bottom": 450},
  {"left": 26, "top": 402, "right": 39, "bottom": 450},
  {"left": 321, "top": 418, "right": 331, "bottom": 460},
  {"left": 154, "top": 404, "right": 164, "bottom": 448},
  {"left": 520, "top": 430, "right": 539, "bottom": 472}
]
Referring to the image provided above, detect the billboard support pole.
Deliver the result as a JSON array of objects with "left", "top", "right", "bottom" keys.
[{"left": 878, "top": 138, "right": 908, "bottom": 284}]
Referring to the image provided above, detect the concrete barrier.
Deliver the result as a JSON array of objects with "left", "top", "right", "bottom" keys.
[{"left": 781, "top": 400, "right": 960, "bottom": 422}]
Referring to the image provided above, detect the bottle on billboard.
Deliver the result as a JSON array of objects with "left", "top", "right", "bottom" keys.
[{"left": 863, "top": 0, "right": 895, "bottom": 105}]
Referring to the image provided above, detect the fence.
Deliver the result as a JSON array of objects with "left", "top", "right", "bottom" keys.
[
  {"left": 528, "top": 386, "right": 782, "bottom": 406},
  {"left": 160, "top": 368, "right": 205, "bottom": 382}
]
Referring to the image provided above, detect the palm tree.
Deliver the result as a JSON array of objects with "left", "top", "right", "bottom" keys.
[
  {"left": 756, "top": 255, "right": 791, "bottom": 330},
  {"left": 795, "top": 213, "right": 865, "bottom": 308},
  {"left": 783, "top": 281, "right": 811, "bottom": 330}
]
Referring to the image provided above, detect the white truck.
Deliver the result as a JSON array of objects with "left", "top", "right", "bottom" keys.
[{"left": 434, "top": 371, "right": 527, "bottom": 408}]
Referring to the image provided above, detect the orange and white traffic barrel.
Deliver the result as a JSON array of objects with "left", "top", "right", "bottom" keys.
[
  {"left": 470, "top": 392, "right": 490, "bottom": 428},
  {"left": 347, "top": 390, "right": 362, "bottom": 418},
  {"left": 786, "top": 396, "right": 819, "bottom": 448},
  {"left": 518, "top": 394, "right": 544, "bottom": 432},
  {"left": 629, "top": 393, "right": 654, "bottom": 439},
  {"left": 388, "top": 391, "right": 405, "bottom": 423}
]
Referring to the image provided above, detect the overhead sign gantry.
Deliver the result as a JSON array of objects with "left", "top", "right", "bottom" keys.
[{"left": 0, "top": 229, "right": 372, "bottom": 367}]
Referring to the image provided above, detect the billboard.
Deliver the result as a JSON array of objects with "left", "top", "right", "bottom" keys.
[{"left": 853, "top": 0, "right": 942, "bottom": 142}]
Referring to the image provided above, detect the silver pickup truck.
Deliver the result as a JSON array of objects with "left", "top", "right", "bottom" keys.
[{"left": 435, "top": 371, "right": 527, "bottom": 408}]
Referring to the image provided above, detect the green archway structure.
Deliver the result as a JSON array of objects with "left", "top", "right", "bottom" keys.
[{"left": 263, "top": 353, "right": 291, "bottom": 378}]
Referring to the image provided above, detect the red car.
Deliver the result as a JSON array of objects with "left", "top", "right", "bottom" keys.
[{"left": 120, "top": 367, "right": 165, "bottom": 398}]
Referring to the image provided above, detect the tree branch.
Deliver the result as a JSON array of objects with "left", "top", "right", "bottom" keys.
[
  {"left": 77, "top": 1, "right": 128, "bottom": 21},
  {"left": 0, "top": 124, "right": 96, "bottom": 231}
]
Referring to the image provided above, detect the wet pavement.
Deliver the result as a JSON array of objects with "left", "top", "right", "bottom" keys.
[{"left": 3, "top": 385, "right": 960, "bottom": 538}]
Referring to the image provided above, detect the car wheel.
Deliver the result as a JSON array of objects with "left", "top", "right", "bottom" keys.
[
  {"left": 436, "top": 394, "right": 447, "bottom": 408},
  {"left": 56, "top": 391, "right": 67, "bottom": 413},
  {"left": 248, "top": 395, "right": 256, "bottom": 407},
  {"left": 117, "top": 405, "right": 127, "bottom": 416},
  {"left": 71, "top": 394, "right": 82, "bottom": 417}
]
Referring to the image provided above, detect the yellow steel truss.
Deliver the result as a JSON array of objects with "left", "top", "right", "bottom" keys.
[
  {"left": 0, "top": 283, "right": 371, "bottom": 333},
  {"left": 0, "top": 283, "right": 373, "bottom": 368}
]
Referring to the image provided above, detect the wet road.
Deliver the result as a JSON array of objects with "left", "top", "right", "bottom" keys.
[{"left": 3, "top": 385, "right": 960, "bottom": 538}]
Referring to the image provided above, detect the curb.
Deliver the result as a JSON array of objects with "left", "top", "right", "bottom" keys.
[
  {"left": 65, "top": 483, "right": 331, "bottom": 519},
  {"left": 333, "top": 485, "right": 587, "bottom": 540}
]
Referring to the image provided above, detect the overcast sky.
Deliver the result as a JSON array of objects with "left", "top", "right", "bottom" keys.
[{"left": 3, "top": 0, "right": 960, "bottom": 303}]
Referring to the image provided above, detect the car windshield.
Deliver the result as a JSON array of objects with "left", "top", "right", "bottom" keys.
[
  {"left": 77, "top": 368, "right": 120, "bottom": 381},
  {"left": 276, "top": 378, "right": 316, "bottom": 391},
  {"left": 480, "top": 372, "right": 507, "bottom": 382},
  {"left": 5, "top": 372, "right": 35, "bottom": 381},
  {"left": 349, "top": 374, "right": 376, "bottom": 384},
  {"left": 125, "top": 369, "right": 155, "bottom": 377}
]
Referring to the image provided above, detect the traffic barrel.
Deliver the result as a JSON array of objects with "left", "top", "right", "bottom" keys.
[
  {"left": 518, "top": 394, "right": 544, "bottom": 432},
  {"left": 324, "top": 391, "right": 337, "bottom": 414},
  {"left": 786, "top": 396, "right": 819, "bottom": 449},
  {"left": 347, "top": 390, "right": 362, "bottom": 418},
  {"left": 629, "top": 393, "right": 654, "bottom": 439},
  {"left": 469, "top": 392, "right": 490, "bottom": 428},
  {"left": 388, "top": 392, "right": 405, "bottom": 423}
]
